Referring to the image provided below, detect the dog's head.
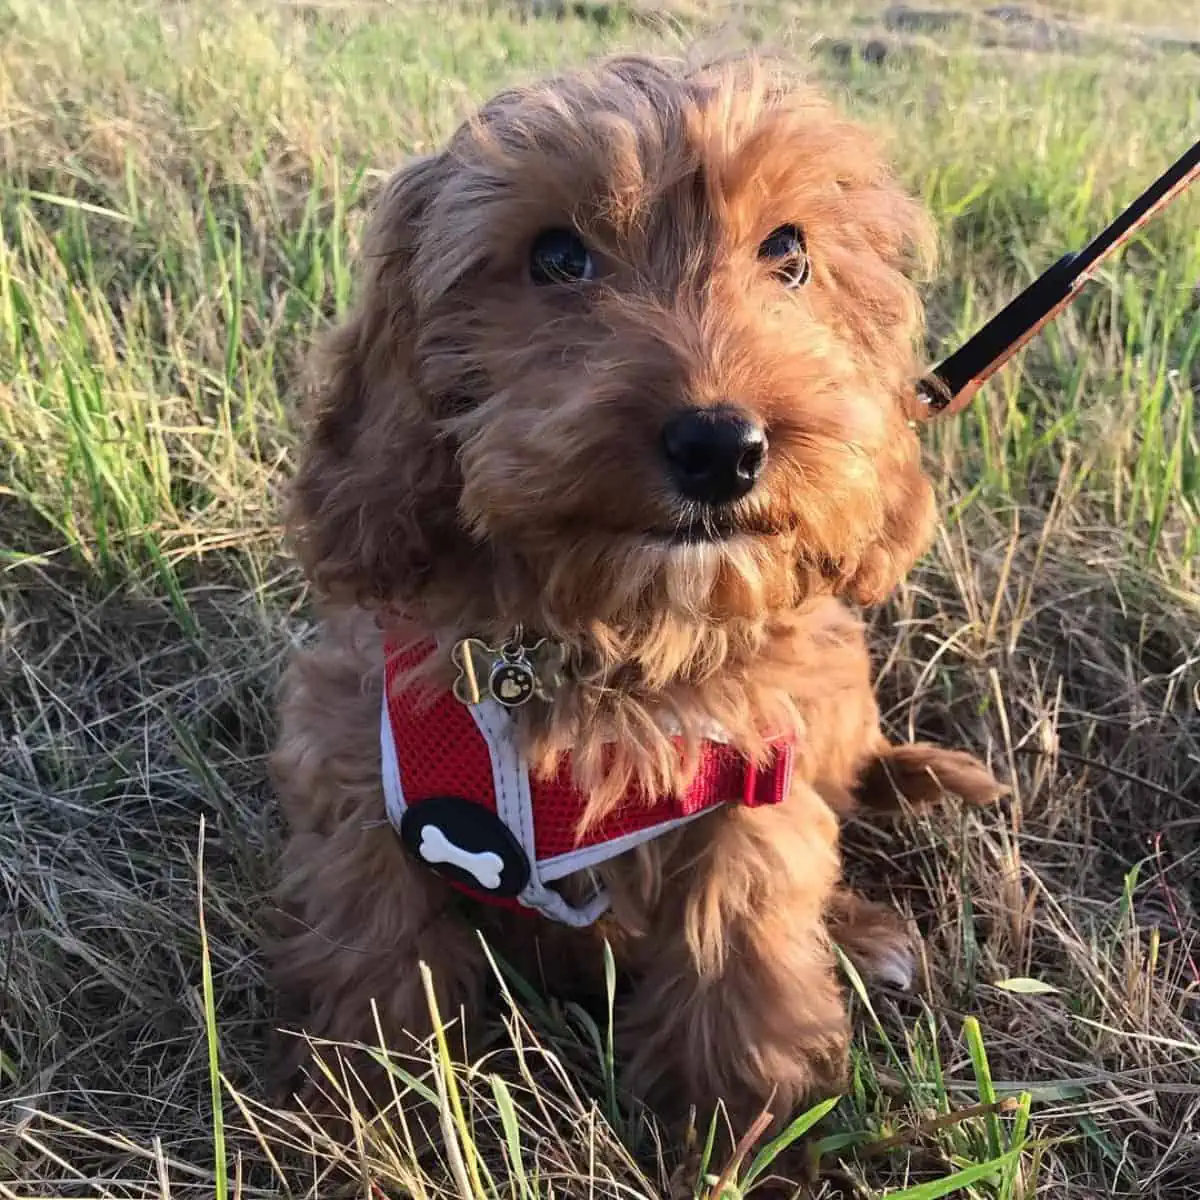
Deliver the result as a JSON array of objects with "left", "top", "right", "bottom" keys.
[{"left": 292, "top": 55, "right": 937, "bottom": 649}]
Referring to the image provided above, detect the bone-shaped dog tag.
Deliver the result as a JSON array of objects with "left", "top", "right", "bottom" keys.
[
  {"left": 397, "top": 796, "right": 530, "bottom": 898},
  {"left": 451, "top": 637, "right": 494, "bottom": 706},
  {"left": 418, "top": 825, "right": 504, "bottom": 890},
  {"left": 451, "top": 634, "right": 566, "bottom": 707}
]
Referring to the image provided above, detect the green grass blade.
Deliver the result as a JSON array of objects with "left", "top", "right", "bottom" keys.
[
  {"left": 420, "top": 962, "right": 486, "bottom": 1200},
  {"left": 195, "top": 816, "right": 228, "bottom": 1200},
  {"left": 490, "top": 1073, "right": 533, "bottom": 1200},
  {"left": 882, "top": 1150, "right": 1019, "bottom": 1200},
  {"left": 962, "top": 1017, "right": 1002, "bottom": 1159},
  {"left": 693, "top": 1108, "right": 724, "bottom": 1200},
  {"left": 741, "top": 1095, "right": 841, "bottom": 1190},
  {"left": 603, "top": 937, "right": 618, "bottom": 1128}
]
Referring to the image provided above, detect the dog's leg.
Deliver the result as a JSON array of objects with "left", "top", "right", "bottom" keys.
[
  {"left": 270, "top": 823, "right": 485, "bottom": 1109},
  {"left": 613, "top": 789, "right": 849, "bottom": 1132},
  {"left": 821, "top": 744, "right": 1003, "bottom": 993},
  {"left": 820, "top": 745, "right": 1002, "bottom": 993},
  {"left": 267, "top": 610, "right": 487, "bottom": 1115}
]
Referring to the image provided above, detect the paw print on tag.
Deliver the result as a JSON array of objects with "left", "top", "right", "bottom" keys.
[
  {"left": 489, "top": 660, "right": 536, "bottom": 708},
  {"left": 451, "top": 631, "right": 566, "bottom": 709}
]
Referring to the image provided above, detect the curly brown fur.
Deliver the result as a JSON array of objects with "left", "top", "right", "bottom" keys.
[{"left": 271, "top": 54, "right": 1004, "bottom": 1133}]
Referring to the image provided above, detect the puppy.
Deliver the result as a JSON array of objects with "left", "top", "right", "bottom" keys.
[{"left": 270, "top": 54, "right": 1002, "bottom": 1133}]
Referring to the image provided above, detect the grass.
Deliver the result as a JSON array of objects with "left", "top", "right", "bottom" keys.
[{"left": 1, "top": 0, "right": 1197, "bottom": 1195}]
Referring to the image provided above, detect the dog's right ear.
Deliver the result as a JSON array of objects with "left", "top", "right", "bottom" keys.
[{"left": 288, "top": 153, "right": 463, "bottom": 609}]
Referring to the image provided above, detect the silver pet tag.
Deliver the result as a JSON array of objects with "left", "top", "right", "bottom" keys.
[
  {"left": 489, "top": 650, "right": 537, "bottom": 709},
  {"left": 451, "top": 629, "right": 565, "bottom": 709}
]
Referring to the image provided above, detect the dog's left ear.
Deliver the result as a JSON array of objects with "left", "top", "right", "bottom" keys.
[{"left": 288, "top": 152, "right": 465, "bottom": 609}]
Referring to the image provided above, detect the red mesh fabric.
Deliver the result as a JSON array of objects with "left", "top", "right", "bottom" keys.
[
  {"left": 526, "top": 742, "right": 790, "bottom": 861},
  {"left": 384, "top": 640, "right": 527, "bottom": 913},
  {"left": 383, "top": 637, "right": 791, "bottom": 869},
  {"left": 384, "top": 642, "right": 499, "bottom": 817}
]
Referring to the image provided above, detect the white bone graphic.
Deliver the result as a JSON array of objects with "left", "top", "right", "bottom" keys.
[{"left": 418, "top": 825, "right": 504, "bottom": 890}]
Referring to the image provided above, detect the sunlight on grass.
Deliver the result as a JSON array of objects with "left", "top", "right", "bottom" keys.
[
  {"left": 1, "top": 0, "right": 1196, "bottom": 591},
  {"left": 195, "top": 926, "right": 1040, "bottom": 1199}
]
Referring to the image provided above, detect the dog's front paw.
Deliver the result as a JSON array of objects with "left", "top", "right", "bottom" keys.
[
  {"left": 857, "top": 934, "right": 916, "bottom": 992},
  {"left": 827, "top": 891, "right": 918, "bottom": 992}
]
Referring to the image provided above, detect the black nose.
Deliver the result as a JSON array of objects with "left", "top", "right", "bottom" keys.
[{"left": 660, "top": 406, "right": 767, "bottom": 505}]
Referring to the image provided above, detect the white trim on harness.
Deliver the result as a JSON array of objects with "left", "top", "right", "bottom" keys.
[
  {"left": 380, "top": 685, "right": 613, "bottom": 924},
  {"left": 465, "top": 695, "right": 612, "bottom": 925},
  {"left": 379, "top": 685, "right": 732, "bottom": 926},
  {"left": 380, "top": 688, "right": 407, "bottom": 831},
  {"left": 536, "top": 811, "right": 710, "bottom": 882}
]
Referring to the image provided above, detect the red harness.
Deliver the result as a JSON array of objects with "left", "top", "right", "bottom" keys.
[{"left": 381, "top": 638, "right": 794, "bottom": 925}]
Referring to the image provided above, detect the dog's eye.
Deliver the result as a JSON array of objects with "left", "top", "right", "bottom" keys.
[
  {"left": 529, "top": 228, "right": 595, "bottom": 286},
  {"left": 758, "top": 224, "right": 810, "bottom": 288}
]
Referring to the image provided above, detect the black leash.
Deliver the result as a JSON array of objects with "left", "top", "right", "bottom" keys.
[{"left": 918, "top": 136, "right": 1200, "bottom": 418}]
